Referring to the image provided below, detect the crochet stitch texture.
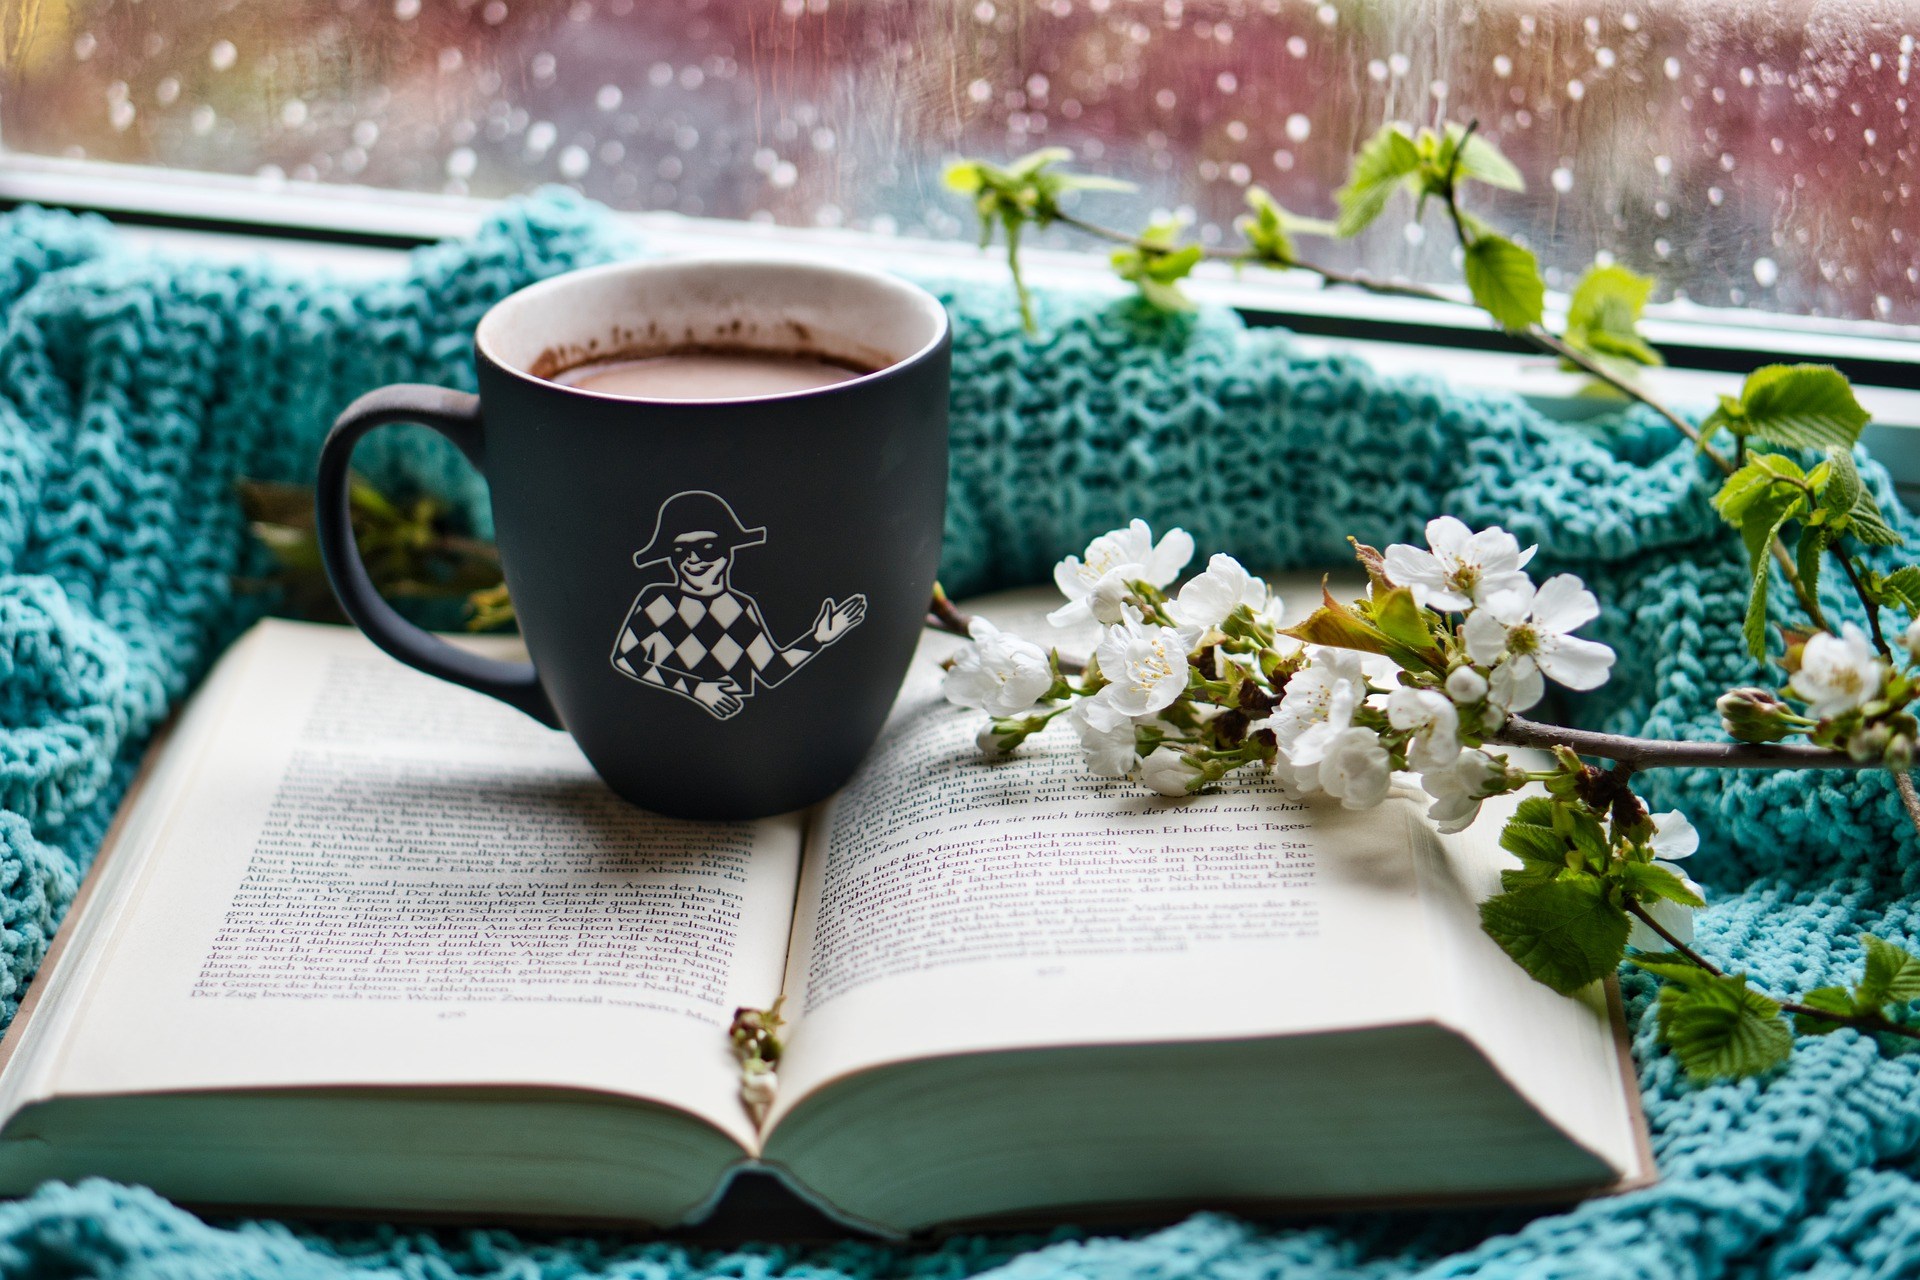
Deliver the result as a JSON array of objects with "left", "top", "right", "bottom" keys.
[{"left": 1, "top": 191, "right": 1916, "bottom": 1279}]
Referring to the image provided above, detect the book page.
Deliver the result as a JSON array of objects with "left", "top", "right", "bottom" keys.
[
  {"left": 768, "top": 583, "right": 1625, "bottom": 1160},
  {"left": 49, "top": 621, "right": 797, "bottom": 1150},
  {"left": 768, "top": 581, "right": 1441, "bottom": 1118}
]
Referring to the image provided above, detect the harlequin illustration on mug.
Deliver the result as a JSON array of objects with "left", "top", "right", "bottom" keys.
[{"left": 611, "top": 491, "right": 869, "bottom": 720}]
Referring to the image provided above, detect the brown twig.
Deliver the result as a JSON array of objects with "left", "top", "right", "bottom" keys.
[
  {"left": 926, "top": 583, "right": 972, "bottom": 638},
  {"left": 1837, "top": 550, "right": 1891, "bottom": 659},
  {"left": 1896, "top": 771, "right": 1920, "bottom": 844},
  {"left": 1492, "top": 715, "right": 1865, "bottom": 772},
  {"left": 1625, "top": 902, "right": 1725, "bottom": 976}
]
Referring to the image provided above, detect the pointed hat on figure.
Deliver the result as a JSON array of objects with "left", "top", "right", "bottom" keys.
[{"left": 633, "top": 491, "right": 768, "bottom": 567}]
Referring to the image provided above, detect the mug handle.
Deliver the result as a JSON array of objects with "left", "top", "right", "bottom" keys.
[{"left": 316, "top": 384, "right": 561, "bottom": 728}]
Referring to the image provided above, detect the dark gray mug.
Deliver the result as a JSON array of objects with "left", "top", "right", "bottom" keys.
[{"left": 316, "top": 257, "right": 951, "bottom": 819}]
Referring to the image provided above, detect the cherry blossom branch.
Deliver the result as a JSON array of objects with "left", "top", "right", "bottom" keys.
[
  {"left": 1625, "top": 902, "right": 1920, "bottom": 1042},
  {"left": 926, "top": 594, "right": 1869, "bottom": 774},
  {"left": 1047, "top": 203, "right": 1823, "bottom": 624},
  {"left": 1491, "top": 715, "right": 1866, "bottom": 771}
]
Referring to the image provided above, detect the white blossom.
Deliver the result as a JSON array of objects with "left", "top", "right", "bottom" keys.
[
  {"left": 1905, "top": 616, "right": 1920, "bottom": 665},
  {"left": 1168, "top": 554, "right": 1271, "bottom": 630},
  {"left": 1446, "top": 665, "right": 1490, "bottom": 704},
  {"left": 1463, "top": 575, "right": 1616, "bottom": 711},
  {"left": 1266, "top": 646, "right": 1368, "bottom": 767},
  {"left": 1627, "top": 810, "right": 1706, "bottom": 950},
  {"left": 1387, "top": 686, "right": 1461, "bottom": 771},
  {"left": 1318, "top": 726, "right": 1392, "bottom": 810},
  {"left": 942, "top": 617, "right": 1054, "bottom": 716},
  {"left": 976, "top": 722, "right": 1014, "bottom": 759},
  {"left": 1270, "top": 750, "right": 1323, "bottom": 799},
  {"left": 1050, "top": 519, "right": 1195, "bottom": 627},
  {"left": 1088, "top": 616, "right": 1202, "bottom": 721},
  {"left": 1140, "top": 747, "right": 1203, "bottom": 796},
  {"left": 1382, "top": 516, "right": 1537, "bottom": 611},
  {"left": 1069, "top": 702, "right": 1140, "bottom": 777},
  {"left": 1419, "top": 748, "right": 1507, "bottom": 833},
  {"left": 1789, "top": 624, "right": 1885, "bottom": 720}
]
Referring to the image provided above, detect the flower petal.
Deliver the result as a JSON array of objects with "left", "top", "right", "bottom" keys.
[
  {"left": 1383, "top": 544, "right": 1445, "bottom": 589},
  {"left": 1489, "top": 657, "right": 1544, "bottom": 712},
  {"left": 1649, "top": 810, "right": 1699, "bottom": 860},
  {"left": 1425, "top": 516, "right": 1472, "bottom": 557},
  {"left": 1463, "top": 610, "right": 1511, "bottom": 665},
  {"left": 1144, "top": 527, "right": 1196, "bottom": 586},
  {"left": 1537, "top": 634, "right": 1616, "bottom": 691},
  {"left": 1529, "top": 574, "right": 1601, "bottom": 635}
]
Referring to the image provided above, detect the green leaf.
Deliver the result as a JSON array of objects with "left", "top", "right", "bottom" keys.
[
  {"left": 1366, "top": 585, "right": 1437, "bottom": 652},
  {"left": 1656, "top": 973, "right": 1792, "bottom": 1081},
  {"left": 1876, "top": 566, "right": 1920, "bottom": 615},
  {"left": 1562, "top": 264, "right": 1663, "bottom": 372},
  {"left": 1562, "top": 806, "right": 1612, "bottom": 869},
  {"left": 1717, "top": 364, "right": 1872, "bottom": 452},
  {"left": 1463, "top": 234, "right": 1546, "bottom": 332},
  {"left": 1110, "top": 220, "right": 1202, "bottom": 313},
  {"left": 1721, "top": 477, "right": 1809, "bottom": 662},
  {"left": 1281, "top": 586, "right": 1443, "bottom": 674},
  {"left": 1858, "top": 934, "right": 1920, "bottom": 1006},
  {"left": 1712, "top": 456, "right": 1800, "bottom": 527},
  {"left": 1006, "top": 146, "right": 1074, "bottom": 179},
  {"left": 1629, "top": 951, "right": 1716, "bottom": 987},
  {"left": 1622, "top": 859, "right": 1707, "bottom": 909},
  {"left": 1438, "top": 122, "right": 1525, "bottom": 192},
  {"left": 1815, "top": 448, "right": 1904, "bottom": 549},
  {"left": 1796, "top": 525, "right": 1827, "bottom": 614},
  {"left": 1334, "top": 124, "right": 1422, "bottom": 237},
  {"left": 943, "top": 160, "right": 986, "bottom": 194},
  {"left": 1793, "top": 985, "right": 1858, "bottom": 1036},
  {"left": 1818, "top": 447, "right": 1864, "bottom": 523},
  {"left": 1499, "top": 803, "right": 1568, "bottom": 867},
  {"left": 1236, "top": 186, "right": 1337, "bottom": 268},
  {"left": 1479, "top": 876, "right": 1630, "bottom": 996}
]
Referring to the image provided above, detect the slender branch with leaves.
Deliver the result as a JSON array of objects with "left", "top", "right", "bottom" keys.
[{"left": 939, "top": 126, "right": 1920, "bottom": 1082}]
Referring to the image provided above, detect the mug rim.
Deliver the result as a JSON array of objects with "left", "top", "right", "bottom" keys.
[{"left": 473, "top": 254, "right": 951, "bottom": 407}]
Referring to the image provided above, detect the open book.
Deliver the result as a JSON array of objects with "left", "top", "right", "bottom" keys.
[{"left": 0, "top": 583, "right": 1651, "bottom": 1234}]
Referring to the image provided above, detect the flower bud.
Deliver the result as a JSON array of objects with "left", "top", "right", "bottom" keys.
[
  {"left": 1445, "top": 666, "right": 1489, "bottom": 704},
  {"left": 1716, "top": 686, "right": 1795, "bottom": 743},
  {"left": 1905, "top": 616, "right": 1920, "bottom": 665},
  {"left": 977, "top": 714, "right": 1045, "bottom": 758},
  {"left": 1888, "top": 732, "right": 1917, "bottom": 773},
  {"left": 1848, "top": 723, "right": 1893, "bottom": 763}
]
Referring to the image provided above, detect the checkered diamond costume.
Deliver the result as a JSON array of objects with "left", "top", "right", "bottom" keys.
[
  {"left": 608, "top": 489, "right": 865, "bottom": 720},
  {"left": 612, "top": 584, "right": 815, "bottom": 695}
]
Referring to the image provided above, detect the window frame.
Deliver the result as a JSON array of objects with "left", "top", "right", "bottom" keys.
[{"left": 5, "top": 151, "right": 1918, "bottom": 485}]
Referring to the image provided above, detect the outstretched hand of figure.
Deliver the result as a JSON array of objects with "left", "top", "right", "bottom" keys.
[
  {"left": 693, "top": 676, "right": 746, "bottom": 719},
  {"left": 813, "top": 594, "right": 868, "bottom": 646}
]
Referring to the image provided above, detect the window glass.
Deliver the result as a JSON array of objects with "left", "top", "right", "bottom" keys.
[{"left": 4, "top": 0, "right": 1915, "bottom": 324}]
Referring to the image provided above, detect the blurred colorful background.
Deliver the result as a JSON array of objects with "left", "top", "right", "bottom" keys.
[{"left": 2, "top": 0, "right": 1915, "bottom": 325}]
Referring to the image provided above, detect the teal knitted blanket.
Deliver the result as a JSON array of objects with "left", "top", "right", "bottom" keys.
[{"left": 3, "top": 191, "right": 1916, "bottom": 1279}]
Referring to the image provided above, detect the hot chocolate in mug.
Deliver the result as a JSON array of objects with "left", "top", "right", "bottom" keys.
[{"left": 316, "top": 257, "right": 951, "bottom": 820}]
